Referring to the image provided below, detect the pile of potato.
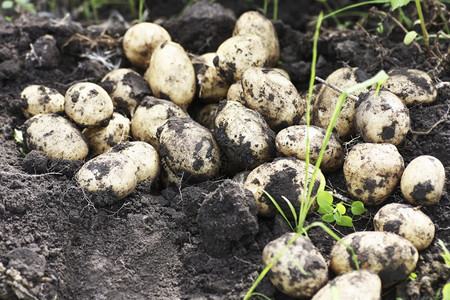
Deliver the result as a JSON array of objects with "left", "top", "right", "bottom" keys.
[{"left": 18, "top": 9, "right": 446, "bottom": 299}]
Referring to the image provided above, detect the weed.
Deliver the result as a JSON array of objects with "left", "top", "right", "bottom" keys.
[
  {"left": 316, "top": 190, "right": 366, "bottom": 227},
  {"left": 14, "top": 128, "right": 26, "bottom": 156},
  {"left": 438, "top": 239, "right": 450, "bottom": 300}
]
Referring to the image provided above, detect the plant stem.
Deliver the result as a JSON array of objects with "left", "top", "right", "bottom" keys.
[
  {"left": 415, "top": 0, "right": 431, "bottom": 56},
  {"left": 273, "top": 0, "right": 278, "bottom": 20}
]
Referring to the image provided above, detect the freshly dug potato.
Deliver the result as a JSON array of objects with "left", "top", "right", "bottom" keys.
[
  {"left": 122, "top": 22, "right": 171, "bottom": 69},
  {"left": 23, "top": 113, "right": 88, "bottom": 160},
  {"left": 343, "top": 143, "right": 404, "bottom": 206},
  {"left": 312, "top": 270, "right": 382, "bottom": 300},
  {"left": 213, "top": 100, "right": 276, "bottom": 169},
  {"left": 20, "top": 85, "right": 64, "bottom": 118},
  {"left": 244, "top": 157, "right": 325, "bottom": 217},
  {"left": 276, "top": 125, "right": 345, "bottom": 172},
  {"left": 157, "top": 117, "right": 221, "bottom": 186},
  {"left": 215, "top": 34, "right": 269, "bottom": 83},
  {"left": 100, "top": 68, "right": 151, "bottom": 117},
  {"left": 131, "top": 96, "right": 189, "bottom": 149},
  {"left": 233, "top": 11, "right": 280, "bottom": 67},
  {"left": 273, "top": 68, "right": 290, "bottom": 80},
  {"left": 373, "top": 203, "right": 435, "bottom": 250},
  {"left": 64, "top": 82, "right": 114, "bottom": 128},
  {"left": 82, "top": 112, "right": 131, "bottom": 154},
  {"left": 75, "top": 152, "right": 137, "bottom": 202},
  {"left": 383, "top": 68, "right": 437, "bottom": 106},
  {"left": 400, "top": 155, "right": 446, "bottom": 206},
  {"left": 355, "top": 90, "right": 410, "bottom": 145},
  {"left": 194, "top": 103, "right": 219, "bottom": 131},
  {"left": 262, "top": 232, "right": 328, "bottom": 298},
  {"left": 226, "top": 80, "right": 246, "bottom": 106},
  {"left": 110, "top": 141, "right": 160, "bottom": 184},
  {"left": 312, "top": 67, "right": 369, "bottom": 140},
  {"left": 194, "top": 52, "right": 230, "bottom": 102},
  {"left": 242, "top": 67, "right": 305, "bottom": 131},
  {"left": 145, "top": 41, "right": 196, "bottom": 110},
  {"left": 330, "top": 231, "right": 418, "bottom": 287}
]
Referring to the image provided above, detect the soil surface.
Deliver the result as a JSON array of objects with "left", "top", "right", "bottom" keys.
[{"left": 0, "top": 1, "right": 449, "bottom": 299}]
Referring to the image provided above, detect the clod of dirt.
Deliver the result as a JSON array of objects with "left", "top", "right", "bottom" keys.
[
  {"left": 197, "top": 180, "right": 259, "bottom": 257},
  {"left": 22, "top": 150, "right": 50, "bottom": 174},
  {"left": 7, "top": 248, "right": 46, "bottom": 282},
  {"left": 25, "top": 34, "right": 60, "bottom": 69}
]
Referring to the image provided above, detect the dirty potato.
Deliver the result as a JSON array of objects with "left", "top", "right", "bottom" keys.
[
  {"left": 122, "top": 22, "right": 171, "bottom": 69},
  {"left": 64, "top": 82, "right": 114, "bottom": 128},
  {"left": 226, "top": 80, "right": 246, "bottom": 106},
  {"left": 82, "top": 112, "right": 130, "bottom": 154},
  {"left": 100, "top": 68, "right": 151, "bottom": 117},
  {"left": 262, "top": 232, "right": 328, "bottom": 298},
  {"left": 145, "top": 41, "right": 196, "bottom": 110},
  {"left": 242, "top": 67, "right": 305, "bottom": 131},
  {"left": 330, "top": 231, "right": 418, "bottom": 287},
  {"left": 213, "top": 100, "right": 276, "bottom": 169},
  {"left": 194, "top": 52, "right": 230, "bottom": 102},
  {"left": 194, "top": 103, "right": 219, "bottom": 131},
  {"left": 233, "top": 11, "right": 280, "bottom": 67},
  {"left": 374, "top": 203, "right": 435, "bottom": 251},
  {"left": 20, "top": 85, "right": 64, "bottom": 118},
  {"left": 400, "top": 155, "right": 446, "bottom": 206},
  {"left": 23, "top": 113, "right": 88, "bottom": 160},
  {"left": 276, "top": 125, "right": 345, "bottom": 172},
  {"left": 355, "top": 90, "right": 410, "bottom": 145}
]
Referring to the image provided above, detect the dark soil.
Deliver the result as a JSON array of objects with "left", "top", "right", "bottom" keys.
[{"left": 0, "top": 1, "right": 449, "bottom": 299}]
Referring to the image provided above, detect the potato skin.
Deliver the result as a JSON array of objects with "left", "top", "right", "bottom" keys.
[
  {"left": 330, "top": 231, "right": 418, "bottom": 287},
  {"left": 213, "top": 100, "right": 276, "bottom": 169},
  {"left": 20, "top": 85, "right": 64, "bottom": 118},
  {"left": 383, "top": 68, "right": 437, "bottom": 106},
  {"left": 64, "top": 82, "right": 114, "bottom": 128},
  {"left": 276, "top": 125, "right": 344, "bottom": 172},
  {"left": 373, "top": 203, "right": 435, "bottom": 250},
  {"left": 145, "top": 41, "right": 196, "bottom": 110},
  {"left": 355, "top": 90, "right": 410, "bottom": 145},
  {"left": 226, "top": 80, "right": 246, "bottom": 106},
  {"left": 195, "top": 52, "right": 230, "bottom": 102},
  {"left": 262, "top": 232, "right": 328, "bottom": 298},
  {"left": 23, "top": 113, "right": 88, "bottom": 160},
  {"left": 75, "top": 152, "right": 137, "bottom": 202},
  {"left": 312, "top": 270, "right": 382, "bottom": 300},
  {"left": 400, "top": 155, "right": 446, "bottom": 206},
  {"left": 343, "top": 143, "right": 404, "bottom": 206},
  {"left": 242, "top": 67, "right": 305, "bottom": 131},
  {"left": 123, "top": 22, "right": 171, "bottom": 69}
]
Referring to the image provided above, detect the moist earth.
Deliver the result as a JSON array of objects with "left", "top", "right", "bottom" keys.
[{"left": 0, "top": 1, "right": 449, "bottom": 299}]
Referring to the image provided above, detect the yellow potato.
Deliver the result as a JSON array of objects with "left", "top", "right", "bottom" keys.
[
  {"left": 195, "top": 52, "right": 230, "bottom": 102},
  {"left": 20, "top": 85, "right": 64, "bottom": 118}
]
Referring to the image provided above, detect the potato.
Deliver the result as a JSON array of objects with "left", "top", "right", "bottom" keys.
[
  {"left": 131, "top": 96, "right": 189, "bottom": 149},
  {"left": 195, "top": 52, "right": 230, "bottom": 102},
  {"left": 226, "top": 80, "right": 246, "bottom": 106},
  {"left": 157, "top": 117, "right": 221, "bottom": 186},
  {"left": 244, "top": 157, "right": 325, "bottom": 217},
  {"left": 82, "top": 112, "right": 131, "bottom": 154},
  {"left": 262, "top": 232, "right": 328, "bottom": 298},
  {"left": 312, "top": 67, "right": 369, "bottom": 140},
  {"left": 276, "top": 125, "right": 345, "bottom": 172},
  {"left": 215, "top": 34, "right": 269, "bottom": 83},
  {"left": 145, "top": 41, "right": 196, "bottom": 110},
  {"left": 355, "top": 90, "right": 410, "bottom": 145},
  {"left": 20, "top": 85, "right": 64, "bottom": 118},
  {"left": 233, "top": 11, "right": 280, "bottom": 67},
  {"left": 373, "top": 203, "right": 435, "bottom": 250},
  {"left": 122, "top": 22, "right": 171, "bottom": 69},
  {"left": 110, "top": 141, "right": 160, "bottom": 184},
  {"left": 213, "top": 100, "right": 276, "bottom": 169},
  {"left": 242, "top": 67, "right": 305, "bottom": 131},
  {"left": 383, "top": 68, "right": 437, "bottom": 106},
  {"left": 23, "top": 113, "right": 88, "bottom": 160},
  {"left": 64, "top": 82, "right": 114, "bottom": 128},
  {"left": 75, "top": 152, "right": 137, "bottom": 202},
  {"left": 343, "top": 143, "right": 404, "bottom": 206},
  {"left": 330, "top": 231, "right": 418, "bottom": 287},
  {"left": 312, "top": 270, "right": 382, "bottom": 300},
  {"left": 194, "top": 103, "right": 219, "bottom": 131},
  {"left": 100, "top": 68, "right": 151, "bottom": 117},
  {"left": 400, "top": 155, "right": 446, "bottom": 206}
]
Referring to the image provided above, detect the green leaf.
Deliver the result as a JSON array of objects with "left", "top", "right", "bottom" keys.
[
  {"left": 443, "top": 282, "right": 450, "bottom": 300},
  {"left": 1, "top": 1, "right": 14, "bottom": 9},
  {"left": 390, "top": 0, "right": 411, "bottom": 11},
  {"left": 317, "top": 190, "right": 333, "bottom": 205},
  {"left": 377, "top": 22, "right": 384, "bottom": 34},
  {"left": 322, "top": 214, "right": 335, "bottom": 223},
  {"left": 333, "top": 211, "right": 342, "bottom": 223},
  {"left": 14, "top": 129, "right": 23, "bottom": 144},
  {"left": 317, "top": 206, "right": 328, "bottom": 215},
  {"left": 337, "top": 216, "right": 354, "bottom": 227},
  {"left": 404, "top": 31, "right": 418, "bottom": 45},
  {"left": 351, "top": 201, "right": 366, "bottom": 215},
  {"left": 336, "top": 203, "right": 346, "bottom": 214}
]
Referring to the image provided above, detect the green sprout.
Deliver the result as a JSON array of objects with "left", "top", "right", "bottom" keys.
[
  {"left": 14, "top": 128, "right": 26, "bottom": 156},
  {"left": 316, "top": 190, "right": 366, "bottom": 227}
]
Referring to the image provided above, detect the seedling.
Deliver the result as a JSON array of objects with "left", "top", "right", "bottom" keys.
[
  {"left": 14, "top": 128, "right": 26, "bottom": 156},
  {"left": 438, "top": 239, "right": 450, "bottom": 300},
  {"left": 316, "top": 190, "right": 366, "bottom": 227}
]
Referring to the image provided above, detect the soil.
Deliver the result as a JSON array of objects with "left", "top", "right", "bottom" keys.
[{"left": 0, "top": 1, "right": 449, "bottom": 299}]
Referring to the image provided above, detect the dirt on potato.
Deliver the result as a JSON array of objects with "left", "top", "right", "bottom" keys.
[{"left": 0, "top": 1, "right": 449, "bottom": 299}]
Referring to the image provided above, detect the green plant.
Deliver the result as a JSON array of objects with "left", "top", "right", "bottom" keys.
[
  {"left": 262, "top": 0, "right": 279, "bottom": 20},
  {"left": 1, "top": 0, "right": 35, "bottom": 20},
  {"left": 316, "top": 190, "right": 366, "bottom": 227},
  {"left": 13, "top": 128, "right": 26, "bottom": 156}
]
